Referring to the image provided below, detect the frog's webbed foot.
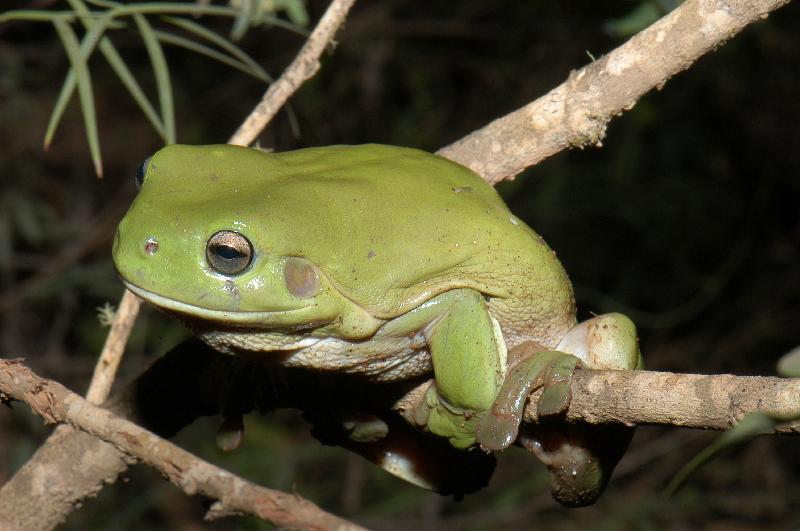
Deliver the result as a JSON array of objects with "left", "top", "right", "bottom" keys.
[
  {"left": 517, "top": 422, "right": 634, "bottom": 507},
  {"left": 516, "top": 312, "right": 641, "bottom": 506},
  {"left": 476, "top": 344, "right": 581, "bottom": 452},
  {"left": 309, "top": 409, "right": 496, "bottom": 497}
]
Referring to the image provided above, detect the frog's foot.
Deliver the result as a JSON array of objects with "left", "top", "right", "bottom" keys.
[
  {"left": 515, "top": 312, "right": 641, "bottom": 506},
  {"left": 517, "top": 422, "right": 634, "bottom": 507},
  {"left": 339, "top": 412, "right": 390, "bottom": 443},
  {"left": 476, "top": 344, "right": 581, "bottom": 452},
  {"left": 409, "top": 383, "right": 483, "bottom": 449},
  {"left": 363, "top": 419, "right": 496, "bottom": 497},
  {"left": 216, "top": 414, "right": 245, "bottom": 451},
  {"left": 310, "top": 408, "right": 495, "bottom": 497}
]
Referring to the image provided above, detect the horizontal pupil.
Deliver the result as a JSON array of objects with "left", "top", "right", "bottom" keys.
[{"left": 215, "top": 245, "right": 243, "bottom": 260}]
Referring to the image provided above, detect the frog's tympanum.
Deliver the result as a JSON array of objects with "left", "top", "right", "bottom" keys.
[{"left": 113, "top": 144, "right": 643, "bottom": 506}]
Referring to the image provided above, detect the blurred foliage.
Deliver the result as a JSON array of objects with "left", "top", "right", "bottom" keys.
[
  {"left": 1, "top": 0, "right": 799, "bottom": 529},
  {"left": 0, "top": 0, "right": 307, "bottom": 175}
]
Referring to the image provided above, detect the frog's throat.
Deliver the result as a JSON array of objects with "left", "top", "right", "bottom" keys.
[{"left": 122, "top": 280, "right": 314, "bottom": 327}]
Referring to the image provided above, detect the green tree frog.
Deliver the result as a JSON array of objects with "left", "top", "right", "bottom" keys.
[{"left": 113, "top": 144, "right": 642, "bottom": 505}]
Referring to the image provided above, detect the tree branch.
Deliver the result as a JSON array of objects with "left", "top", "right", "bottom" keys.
[
  {"left": 228, "top": 0, "right": 357, "bottom": 147},
  {"left": 392, "top": 367, "right": 800, "bottom": 433},
  {"left": 85, "top": 290, "right": 141, "bottom": 405},
  {"left": 0, "top": 359, "right": 366, "bottom": 531},
  {"left": 532, "top": 369, "right": 800, "bottom": 431},
  {"left": 437, "top": 0, "right": 793, "bottom": 183}
]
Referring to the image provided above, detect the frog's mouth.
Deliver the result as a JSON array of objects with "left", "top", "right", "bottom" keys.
[{"left": 121, "top": 280, "right": 319, "bottom": 328}]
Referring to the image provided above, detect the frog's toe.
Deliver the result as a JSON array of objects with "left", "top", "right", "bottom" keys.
[
  {"left": 518, "top": 422, "right": 634, "bottom": 507},
  {"left": 537, "top": 379, "right": 572, "bottom": 417},
  {"left": 536, "top": 353, "right": 580, "bottom": 417},
  {"left": 477, "top": 348, "right": 580, "bottom": 452},
  {"left": 371, "top": 430, "right": 497, "bottom": 497},
  {"left": 476, "top": 409, "right": 519, "bottom": 452},
  {"left": 312, "top": 408, "right": 495, "bottom": 497},
  {"left": 216, "top": 414, "right": 244, "bottom": 451}
]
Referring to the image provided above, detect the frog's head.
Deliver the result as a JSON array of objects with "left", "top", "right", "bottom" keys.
[{"left": 113, "top": 144, "right": 346, "bottom": 333}]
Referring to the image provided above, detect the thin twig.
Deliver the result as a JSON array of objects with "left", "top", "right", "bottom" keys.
[
  {"left": 85, "top": 289, "right": 142, "bottom": 404},
  {"left": 437, "top": 0, "right": 793, "bottom": 183},
  {"left": 228, "top": 0, "right": 357, "bottom": 146},
  {"left": 0, "top": 359, "right": 366, "bottom": 531}
]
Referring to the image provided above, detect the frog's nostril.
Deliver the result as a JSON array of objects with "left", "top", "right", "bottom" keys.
[{"left": 144, "top": 237, "right": 159, "bottom": 255}]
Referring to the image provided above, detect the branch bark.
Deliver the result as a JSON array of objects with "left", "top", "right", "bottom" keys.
[
  {"left": 390, "top": 370, "right": 800, "bottom": 435},
  {"left": 0, "top": 359, "right": 365, "bottom": 531},
  {"left": 85, "top": 290, "right": 141, "bottom": 404},
  {"left": 530, "top": 369, "right": 800, "bottom": 431},
  {"left": 437, "top": 0, "right": 793, "bottom": 183}
]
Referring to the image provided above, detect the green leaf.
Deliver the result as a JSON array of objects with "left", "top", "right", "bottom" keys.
[
  {"left": 153, "top": 30, "right": 268, "bottom": 83},
  {"left": 161, "top": 15, "right": 300, "bottom": 138},
  {"left": 44, "top": 12, "right": 114, "bottom": 149},
  {"left": 162, "top": 16, "right": 272, "bottom": 82},
  {"left": 52, "top": 18, "right": 103, "bottom": 177},
  {"left": 664, "top": 412, "right": 777, "bottom": 497},
  {"left": 3, "top": 3, "right": 307, "bottom": 35},
  {"left": 99, "top": 40, "right": 167, "bottom": 140},
  {"left": 231, "top": 0, "right": 256, "bottom": 41},
  {"left": 777, "top": 346, "right": 800, "bottom": 377},
  {"left": 0, "top": 11, "right": 77, "bottom": 23},
  {"left": 275, "top": 0, "right": 309, "bottom": 27},
  {"left": 133, "top": 13, "right": 175, "bottom": 144},
  {"left": 66, "top": 0, "right": 167, "bottom": 140},
  {"left": 98, "top": 2, "right": 306, "bottom": 35}
]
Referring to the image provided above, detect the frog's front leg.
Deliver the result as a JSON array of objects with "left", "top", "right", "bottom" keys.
[{"left": 402, "top": 288, "right": 506, "bottom": 448}]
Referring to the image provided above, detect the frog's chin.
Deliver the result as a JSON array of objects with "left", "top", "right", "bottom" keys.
[{"left": 120, "top": 280, "right": 314, "bottom": 327}]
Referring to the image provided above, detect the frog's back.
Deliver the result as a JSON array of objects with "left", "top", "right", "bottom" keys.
[{"left": 162, "top": 144, "right": 576, "bottom": 347}]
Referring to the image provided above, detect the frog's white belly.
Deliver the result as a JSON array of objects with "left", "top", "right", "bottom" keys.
[
  {"left": 198, "top": 328, "right": 433, "bottom": 382},
  {"left": 286, "top": 336, "right": 434, "bottom": 381}
]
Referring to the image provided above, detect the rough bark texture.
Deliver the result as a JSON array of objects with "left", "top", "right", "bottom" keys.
[
  {"left": 437, "top": 0, "right": 792, "bottom": 183},
  {"left": 0, "top": 426, "right": 129, "bottom": 531},
  {"left": 527, "top": 369, "right": 800, "bottom": 431},
  {"left": 0, "top": 359, "right": 365, "bottom": 531},
  {"left": 2, "top": 353, "right": 799, "bottom": 531},
  {"left": 85, "top": 290, "right": 141, "bottom": 404},
  {"left": 391, "top": 369, "right": 800, "bottom": 434}
]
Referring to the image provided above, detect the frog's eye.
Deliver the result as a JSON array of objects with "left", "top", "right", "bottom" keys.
[
  {"left": 135, "top": 156, "right": 151, "bottom": 190},
  {"left": 206, "top": 230, "right": 253, "bottom": 276}
]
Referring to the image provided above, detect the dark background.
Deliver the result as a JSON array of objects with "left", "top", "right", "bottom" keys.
[{"left": 1, "top": 1, "right": 798, "bottom": 529}]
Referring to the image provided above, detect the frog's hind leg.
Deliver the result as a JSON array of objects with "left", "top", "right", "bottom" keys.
[
  {"left": 517, "top": 420, "right": 636, "bottom": 507},
  {"left": 307, "top": 409, "right": 496, "bottom": 498},
  {"left": 516, "top": 313, "right": 642, "bottom": 507}
]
